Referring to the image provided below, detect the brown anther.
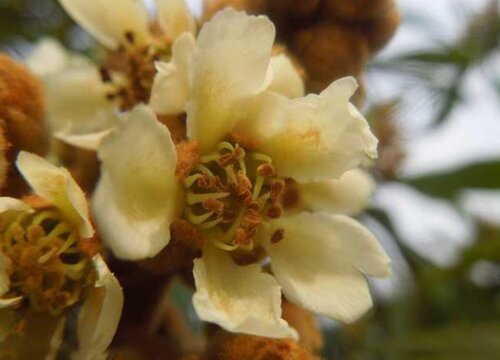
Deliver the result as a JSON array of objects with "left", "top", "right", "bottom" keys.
[
  {"left": 270, "top": 179, "right": 285, "bottom": 201},
  {"left": 234, "top": 174, "right": 252, "bottom": 195},
  {"left": 257, "top": 163, "right": 275, "bottom": 177},
  {"left": 197, "top": 174, "right": 212, "bottom": 188},
  {"left": 271, "top": 229, "right": 285, "bottom": 244},
  {"left": 99, "top": 67, "right": 112, "bottom": 83},
  {"left": 202, "top": 198, "right": 224, "bottom": 215},
  {"left": 244, "top": 209, "right": 262, "bottom": 225},
  {"left": 233, "top": 227, "right": 248, "bottom": 245},
  {"left": 248, "top": 201, "right": 261, "bottom": 212},
  {"left": 267, "top": 203, "right": 284, "bottom": 219},
  {"left": 124, "top": 31, "right": 135, "bottom": 44},
  {"left": 217, "top": 153, "right": 237, "bottom": 167}
]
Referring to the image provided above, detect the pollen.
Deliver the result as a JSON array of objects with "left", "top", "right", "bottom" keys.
[
  {"left": 0, "top": 208, "right": 95, "bottom": 315},
  {"left": 183, "top": 141, "right": 286, "bottom": 252}
]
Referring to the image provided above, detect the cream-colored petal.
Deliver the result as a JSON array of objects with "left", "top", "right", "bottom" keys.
[
  {"left": 150, "top": 33, "right": 195, "bottom": 115},
  {"left": 298, "top": 168, "right": 375, "bottom": 216},
  {"left": 27, "top": 38, "right": 90, "bottom": 77},
  {"left": 55, "top": 129, "right": 112, "bottom": 151},
  {"left": 0, "top": 197, "right": 33, "bottom": 214},
  {"left": 0, "top": 297, "right": 23, "bottom": 309},
  {"left": 193, "top": 242, "right": 297, "bottom": 339},
  {"left": 155, "top": 0, "right": 196, "bottom": 40},
  {"left": 256, "top": 77, "right": 378, "bottom": 182},
  {"left": 187, "top": 8, "right": 275, "bottom": 153},
  {"left": 267, "top": 54, "right": 304, "bottom": 99},
  {"left": 73, "top": 255, "right": 123, "bottom": 360},
  {"left": 16, "top": 152, "right": 93, "bottom": 238},
  {"left": 261, "top": 212, "right": 391, "bottom": 323},
  {"left": 58, "top": 0, "right": 150, "bottom": 49},
  {"left": 93, "top": 105, "right": 181, "bottom": 259},
  {"left": 43, "top": 63, "right": 119, "bottom": 135}
]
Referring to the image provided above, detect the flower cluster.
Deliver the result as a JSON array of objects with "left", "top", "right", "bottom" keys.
[{"left": 0, "top": 0, "right": 392, "bottom": 357}]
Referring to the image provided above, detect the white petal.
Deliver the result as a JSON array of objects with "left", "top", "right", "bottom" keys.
[
  {"left": 298, "top": 168, "right": 375, "bottom": 216},
  {"left": 73, "top": 255, "right": 123, "bottom": 360},
  {"left": 150, "top": 33, "right": 195, "bottom": 115},
  {"left": 0, "top": 197, "right": 33, "bottom": 214},
  {"left": 43, "top": 62, "right": 119, "bottom": 135},
  {"left": 58, "top": 0, "right": 150, "bottom": 49},
  {"left": 155, "top": 0, "right": 196, "bottom": 40},
  {"left": 187, "top": 8, "right": 275, "bottom": 153},
  {"left": 16, "top": 152, "right": 93, "bottom": 238},
  {"left": 0, "top": 297, "right": 23, "bottom": 309},
  {"left": 267, "top": 54, "right": 304, "bottom": 99},
  {"left": 55, "top": 129, "right": 112, "bottom": 151},
  {"left": 257, "top": 77, "right": 378, "bottom": 182},
  {"left": 193, "top": 242, "right": 297, "bottom": 339},
  {"left": 27, "top": 38, "right": 90, "bottom": 77},
  {"left": 93, "top": 105, "right": 181, "bottom": 259},
  {"left": 262, "top": 212, "right": 391, "bottom": 323}
]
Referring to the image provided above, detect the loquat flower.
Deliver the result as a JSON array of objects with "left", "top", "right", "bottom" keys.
[
  {"left": 0, "top": 152, "right": 123, "bottom": 359},
  {"left": 93, "top": 9, "right": 390, "bottom": 340},
  {"left": 27, "top": 0, "right": 197, "bottom": 151}
]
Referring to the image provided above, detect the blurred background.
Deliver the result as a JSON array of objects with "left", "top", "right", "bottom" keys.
[{"left": 1, "top": 0, "right": 499, "bottom": 358}]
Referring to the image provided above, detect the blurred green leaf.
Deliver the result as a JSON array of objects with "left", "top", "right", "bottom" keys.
[{"left": 403, "top": 161, "right": 500, "bottom": 199}]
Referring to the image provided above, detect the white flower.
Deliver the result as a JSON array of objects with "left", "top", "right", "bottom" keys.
[
  {"left": 0, "top": 152, "right": 123, "bottom": 358},
  {"left": 93, "top": 9, "right": 389, "bottom": 339},
  {"left": 27, "top": 0, "right": 196, "bottom": 151},
  {"left": 58, "top": 0, "right": 195, "bottom": 50},
  {"left": 27, "top": 39, "right": 119, "bottom": 151}
]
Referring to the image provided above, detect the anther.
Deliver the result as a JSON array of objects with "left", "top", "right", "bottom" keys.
[
  {"left": 124, "top": 31, "right": 135, "bottom": 44},
  {"left": 202, "top": 198, "right": 224, "bottom": 215},
  {"left": 267, "top": 203, "right": 283, "bottom": 219},
  {"left": 257, "top": 163, "right": 275, "bottom": 177},
  {"left": 270, "top": 179, "right": 285, "bottom": 201},
  {"left": 99, "top": 67, "right": 112, "bottom": 83},
  {"left": 271, "top": 229, "right": 285, "bottom": 244}
]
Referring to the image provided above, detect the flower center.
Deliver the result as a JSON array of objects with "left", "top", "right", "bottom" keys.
[
  {"left": 0, "top": 208, "right": 95, "bottom": 315},
  {"left": 100, "top": 30, "right": 170, "bottom": 111},
  {"left": 183, "top": 142, "right": 285, "bottom": 252}
]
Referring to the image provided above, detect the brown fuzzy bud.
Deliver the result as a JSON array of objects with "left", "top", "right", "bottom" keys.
[
  {"left": 158, "top": 113, "right": 187, "bottom": 144},
  {"left": 205, "top": 329, "right": 319, "bottom": 360},
  {"left": 282, "top": 300, "right": 324, "bottom": 354},
  {"left": 361, "top": 4, "right": 401, "bottom": 54},
  {"left": 290, "top": 23, "right": 369, "bottom": 94},
  {"left": 0, "top": 54, "right": 48, "bottom": 159},
  {"left": 138, "top": 218, "right": 203, "bottom": 275},
  {"left": 0, "top": 54, "right": 48, "bottom": 195},
  {"left": 53, "top": 140, "right": 101, "bottom": 194},
  {"left": 323, "top": 0, "right": 395, "bottom": 22}
]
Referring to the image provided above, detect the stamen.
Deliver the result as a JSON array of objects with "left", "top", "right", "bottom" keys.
[
  {"left": 186, "top": 192, "right": 230, "bottom": 205},
  {"left": 183, "top": 141, "right": 287, "bottom": 253},
  {"left": 271, "top": 229, "right": 285, "bottom": 244}
]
